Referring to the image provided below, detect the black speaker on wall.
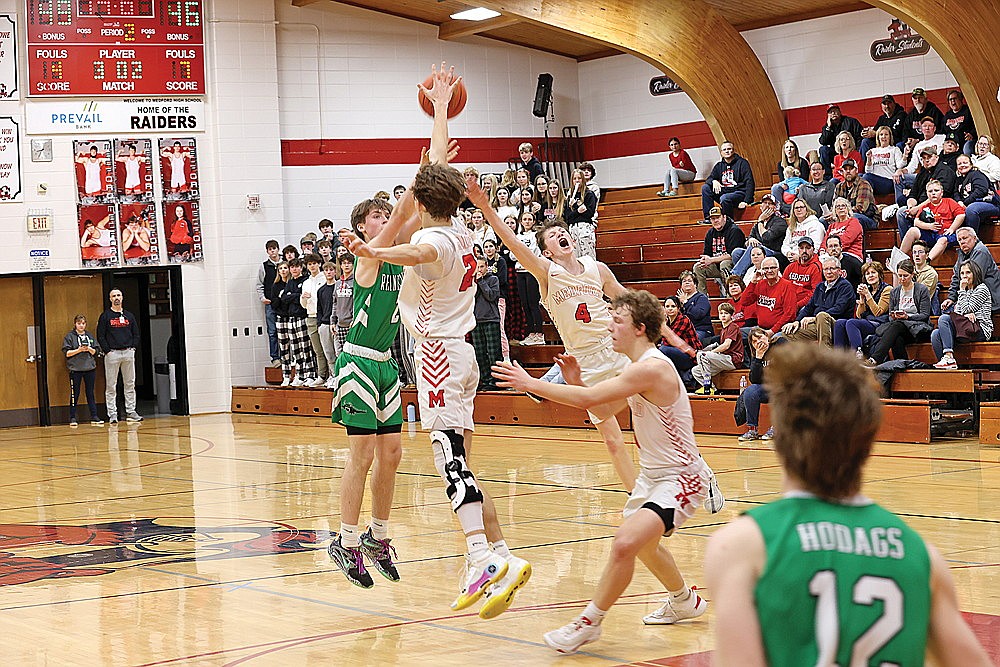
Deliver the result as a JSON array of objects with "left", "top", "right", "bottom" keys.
[{"left": 532, "top": 73, "right": 553, "bottom": 118}]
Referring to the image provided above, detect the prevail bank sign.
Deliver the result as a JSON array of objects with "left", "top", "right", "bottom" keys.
[{"left": 26, "top": 98, "right": 205, "bottom": 134}]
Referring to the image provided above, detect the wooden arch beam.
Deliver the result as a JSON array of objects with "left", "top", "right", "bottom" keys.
[
  {"left": 865, "top": 0, "right": 1000, "bottom": 144},
  {"left": 477, "top": 0, "right": 786, "bottom": 179}
]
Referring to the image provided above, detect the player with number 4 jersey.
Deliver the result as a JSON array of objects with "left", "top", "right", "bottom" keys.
[{"left": 705, "top": 344, "right": 991, "bottom": 667}]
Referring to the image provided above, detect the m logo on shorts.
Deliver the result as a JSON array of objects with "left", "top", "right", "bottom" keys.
[{"left": 428, "top": 389, "right": 445, "bottom": 408}]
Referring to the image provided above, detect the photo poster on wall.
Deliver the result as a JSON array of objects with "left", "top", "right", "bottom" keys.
[
  {"left": 72, "top": 139, "right": 115, "bottom": 204},
  {"left": 158, "top": 137, "right": 199, "bottom": 201},
  {"left": 112, "top": 138, "right": 154, "bottom": 203},
  {"left": 78, "top": 203, "right": 119, "bottom": 268},
  {"left": 119, "top": 201, "right": 159, "bottom": 266},
  {"left": 162, "top": 199, "right": 202, "bottom": 263}
]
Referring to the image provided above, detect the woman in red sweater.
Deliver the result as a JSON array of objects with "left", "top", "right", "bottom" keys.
[{"left": 658, "top": 137, "right": 697, "bottom": 197}]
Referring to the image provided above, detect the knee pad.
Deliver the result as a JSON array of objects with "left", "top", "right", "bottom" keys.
[{"left": 431, "top": 430, "right": 483, "bottom": 511}]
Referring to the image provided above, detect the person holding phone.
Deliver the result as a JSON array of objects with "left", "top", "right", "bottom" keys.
[
  {"left": 62, "top": 315, "right": 103, "bottom": 426},
  {"left": 863, "top": 259, "right": 932, "bottom": 366}
]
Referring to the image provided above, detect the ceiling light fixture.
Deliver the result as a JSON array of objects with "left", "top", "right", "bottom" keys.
[{"left": 449, "top": 8, "right": 501, "bottom": 21}]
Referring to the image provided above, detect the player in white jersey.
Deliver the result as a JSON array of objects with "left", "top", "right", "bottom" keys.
[
  {"left": 493, "top": 289, "right": 724, "bottom": 655},
  {"left": 346, "top": 62, "right": 530, "bottom": 620},
  {"left": 76, "top": 145, "right": 105, "bottom": 198},
  {"left": 466, "top": 181, "right": 636, "bottom": 490}
]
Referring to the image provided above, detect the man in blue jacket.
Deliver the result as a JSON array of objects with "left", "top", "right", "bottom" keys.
[
  {"left": 778, "top": 256, "right": 855, "bottom": 346},
  {"left": 701, "top": 141, "right": 755, "bottom": 219}
]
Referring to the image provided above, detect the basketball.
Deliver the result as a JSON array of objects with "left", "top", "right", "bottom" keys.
[{"left": 418, "top": 74, "right": 467, "bottom": 119}]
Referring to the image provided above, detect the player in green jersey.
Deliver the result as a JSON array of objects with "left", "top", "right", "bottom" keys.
[{"left": 705, "top": 344, "right": 991, "bottom": 667}]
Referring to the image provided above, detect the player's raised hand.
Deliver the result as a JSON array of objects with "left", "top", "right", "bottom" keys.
[
  {"left": 420, "top": 139, "right": 460, "bottom": 167},
  {"left": 342, "top": 230, "right": 375, "bottom": 259},
  {"left": 492, "top": 360, "right": 532, "bottom": 390},
  {"left": 418, "top": 62, "right": 461, "bottom": 111},
  {"left": 554, "top": 354, "right": 583, "bottom": 386},
  {"left": 466, "top": 174, "right": 488, "bottom": 206}
]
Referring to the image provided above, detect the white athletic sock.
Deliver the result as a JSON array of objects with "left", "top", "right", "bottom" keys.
[
  {"left": 369, "top": 517, "right": 389, "bottom": 540},
  {"left": 340, "top": 523, "right": 360, "bottom": 549},
  {"left": 581, "top": 602, "right": 607, "bottom": 625},
  {"left": 491, "top": 540, "right": 512, "bottom": 559},
  {"left": 466, "top": 533, "right": 490, "bottom": 560},
  {"left": 669, "top": 586, "right": 691, "bottom": 601},
  {"left": 455, "top": 502, "right": 486, "bottom": 536}
]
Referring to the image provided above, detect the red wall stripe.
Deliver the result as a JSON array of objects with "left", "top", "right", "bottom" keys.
[{"left": 281, "top": 87, "right": 956, "bottom": 167}]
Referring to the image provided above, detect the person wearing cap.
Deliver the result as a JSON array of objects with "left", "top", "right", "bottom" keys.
[
  {"left": 896, "top": 145, "right": 958, "bottom": 242},
  {"left": 779, "top": 255, "right": 854, "bottom": 347},
  {"left": 782, "top": 236, "right": 823, "bottom": 309},
  {"left": 860, "top": 94, "right": 909, "bottom": 158},
  {"left": 701, "top": 141, "right": 755, "bottom": 219},
  {"left": 943, "top": 90, "right": 977, "bottom": 155},
  {"left": 901, "top": 116, "right": 945, "bottom": 176},
  {"left": 741, "top": 257, "right": 799, "bottom": 337},
  {"left": 818, "top": 104, "right": 863, "bottom": 179},
  {"left": 731, "top": 194, "right": 788, "bottom": 277},
  {"left": 299, "top": 235, "right": 316, "bottom": 259},
  {"left": 693, "top": 206, "right": 746, "bottom": 294},
  {"left": 905, "top": 88, "right": 945, "bottom": 141},
  {"left": 939, "top": 133, "right": 962, "bottom": 172},
  {"left": 833, "top": 158, "right": 878, "bottom": 229}
]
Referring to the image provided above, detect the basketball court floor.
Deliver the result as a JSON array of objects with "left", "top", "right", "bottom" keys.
[{"left": 0, "top": 414, "right": 997, "bottom": 665}]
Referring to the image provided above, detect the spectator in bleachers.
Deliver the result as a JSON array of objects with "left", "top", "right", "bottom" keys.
[
  {"left": 896, "top": 146, "right": 956, "bottom": 242},
  {"left": 534, "top": 173, "right": 549, "bottom": 197},
  {"left": 693, "top": 206, "right": 746, "bottom": 295},
  {"left": 783, "top": 237, "right": 823, "bottom": 309},
  {"left": 483, "top": 239, "right": 510, "bottom": 362},
  {"left": 742, "top": 246, "right": 767, "bottom": 284},
  {"left": 899, "top": 180, "right": 966, "bottom": 261},
  {"left": 300, "top": 253, "right": 329, "bottom": 386},
  {"left": 518, "top": 142, "right": 545, "bottom": 183},
  {"left": 897, "top": 119, "right": 947, "bottom": 203},
  {"left": 498, "top": 168, "right": 516, "bottom": 195},
  {"left": 822, "top": 199, "right": 864, "bottom": 278},
  {"left": 701, "top": 141, "right": 755, "bottom": 219},
  {"left": 972, "top": 135, "right": 1000, "bottom": 187},
  {"left": 834, "top": 159, "right": 878, "bottom": 229},
  {"left": 492, "top": 186, "right": 518, "bottom": 221},
  {"left": 272, "top": 262, "right": 293, "bottom": 384},
  {"left": 511, "top": 168, "right": 533, "bottom": 203},
  {"left": 392, "top": 184, "right": 406, "bottom": 202},
  {"left": 578, "top": 162, "right": 602, "bottom": 206},
  {"left": 775, "top": 166, "right": 807, "bottom": 207},
  {"left": 932, "top": 260, "right": 993, "bottom": 369},
  {"left": 317, "top": 239, "right": 334, "bottom": 266},
  {"left": 299, "top": 236, "right": 316, "bottom": 259},
  {"left": 657, "top": 136, "right": 697, "bottom": 197},
  {"left": 832, "top": 131, "right": 864, "bottom": 181},
  {"left": 732, "top": 194, "right": 787, "bottom": 277},
  {"left": 798, "top": 162, "right": 837, "bottom": 222},
  {"left": 676, "top": 270, "right": 714, "bottom": 342},
  {"left": 725, "top": 275, "right": 754, "bottom": 328},
  {"left": 470, "top": 208, "right": 497, "bottom": 250},
  {"left": 864, "top": 259, "right": 932, "bottom": 366},
  {"left": 282, "top": 244, "right": 298, "bottom": 262},
  {"left": 472, "top": 257, "right": 503, "bottom": 391},
  {"left": 318, "top": 218, "right": 339, "bottom": 249},
  {"left": 956, "top": 154, "right": 1000, "bottom": 232},
  {"left": 939, "top": 134, "right": 963, "bottom": 172},
  {"left": 768, "top": 140, "right": 810, "bottom": 210},
  {"left": 541, "top": 180, "right": 567, "bottom": 225},
  {"left": 833, "top": 260, "right": 891, "bottom": 356},
  {"left": 692, "top": 302, "right": 745, "bottom": 394},
  {"left": 256, "top": 239, "right": 281, "bottom": 367},
  {"left": 821, "top": 233, "right": 862, "bottom": 288},
  {"left": 859, "top": 94, "right": 908, "bottom": 158},
  {"left": 331, "top": 253, "right": 355, "bottom": 358},
  {"left": 779, "top": 256, "right": 854, "bottom": 346},
  {"left": 742, "top": 257, "right": 799, "bottom": 337},
  {"left": 515, "top": 211, "right": 545, "bottom": 345},
  {"left": 911, "top": 240, "right": 939, "bottom": 298},
  {"left": 862, "top": 126, "right": 906, "bottom": 196},
  {"left": 943, "top": 90, "right": 977, "bottom": 155},
  {"left": 942, "top": 228, "right": 1000, "bottom": 314},
  {"left": 905, "top": 88, "right": 945, "bottom": 142},
  {"left": 782, "top": 199, "right": 827, "bottom": 262},
  {"left": 737, "top": 327, "right": 773, "bottom": 442},
  {"left": 499, "top": 215, "right": 527, "bottom": 345},
  {"left": 315, "top": 260, "right": 337, "bottom": 389},
  {"left": 658, "top": 295, "right": 702, "bottom": 384},
  {"left": 819, "top": 105, "right": 863, "bottom": 179},
  {"left": 516, "top": 186, "right": 542, "bottom": 226},
  {"left": 564, "top": 168, "right": 598, "bottom": 259}
]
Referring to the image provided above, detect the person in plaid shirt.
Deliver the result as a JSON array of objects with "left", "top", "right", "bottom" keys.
[
  {"left": 471, "top": 257, "right": 502, "bottom": 392},
  {"left": 657, "top": 295, "right": 703, "bottom": 386},
  {"left": 833, "top": 159, "right": 878, "bottom": 229}
]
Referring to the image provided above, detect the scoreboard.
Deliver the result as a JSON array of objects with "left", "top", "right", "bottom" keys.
[{"left": 26, "top": 1, "right": 205, "bottom": 96}]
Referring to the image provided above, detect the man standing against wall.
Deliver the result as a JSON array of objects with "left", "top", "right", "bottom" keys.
[{"left": 97, "top": 288, "right": 142, "bottom": 424}]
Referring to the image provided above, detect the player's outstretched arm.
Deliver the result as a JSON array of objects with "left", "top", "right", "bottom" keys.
[
  {"left": 704, "top": 517, "right": 769, "bottom": 667},
  {"left": 420, "top": 62, "right": 460, "bottom": 165},
  {"left": 597, "top": 261, "right": 627, "bottom": 299},
  {"left": 466, "top": 176, "right": 550, "bottom": 282},
  {"left": 926, "top": 543, "right": 993, "bottom": 666},
  {"left": 346, "top": 231, "right": 438, "bottom": 267}
]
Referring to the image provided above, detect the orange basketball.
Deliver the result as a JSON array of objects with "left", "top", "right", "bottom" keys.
[{"left": 418, "top": 74, "right": 467, "bottom": 119}]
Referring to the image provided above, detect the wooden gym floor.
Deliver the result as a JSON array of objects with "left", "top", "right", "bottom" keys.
[{"left": 0, "top": 415, "right": 997, "bottom": 665}]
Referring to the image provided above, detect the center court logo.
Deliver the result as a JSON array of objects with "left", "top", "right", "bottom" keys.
[{"left": 0, "top": 519, "right": 330, "bottom": 587}]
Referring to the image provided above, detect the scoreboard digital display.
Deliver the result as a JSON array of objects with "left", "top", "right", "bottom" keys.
[{"left": 26, "top": 1, "right": 205, "bottom": 96}]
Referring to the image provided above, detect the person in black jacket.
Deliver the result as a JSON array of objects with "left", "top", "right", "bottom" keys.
[
  {"left": 896, "top": 145, "right": 957, "bottom": 242},
  {"left": 956, "top": 154, "right": 1000, "bottom": 232},
  {"left": 943, "top": 90, "right": 977, "bottom": 155},
  {"left": 563, "top": 168, "right": 598, "bottom": 258},
  {"left": 256, "top": 240, "right": 281, "bottom": 367},
  {"left": 63, "top": 315, "right": 103, "bottom": 426},
  {"left": 517, "top": 142, "right": 545, "bottom": 183},
  {"left": 737, "top": 327, "right": 773, "bottom": 442},
  {"left": 860, "top": 94, "right": 909, "bottom": 157},
  {"left": 97, "top": 287, "right": 142, "bottom": 424},
  {"left": 731, "top": 194, "right": 788, "bottom": 275},
  {"left": 818, "top": 105, "right": 863, "bottom": 178},
  {"left": 277, "top": 258, "right": 319, "bottom": 387},
  {"left": 701, "top": 141, "right": 755, "bottom": 219},
  {"left": 904, "top": 87, "right": 944, "bottom": 141},
  {"left": 693, "top": 207, "right": 747, "bottom": 294}
]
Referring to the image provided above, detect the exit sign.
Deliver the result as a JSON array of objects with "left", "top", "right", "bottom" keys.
[{"left": 27, "top": 213, "right": 52, "bottom": 232}]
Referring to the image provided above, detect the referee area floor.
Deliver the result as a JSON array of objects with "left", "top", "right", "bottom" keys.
[{"left": 0, "top": 414, "right": 996, "bottom": 665}]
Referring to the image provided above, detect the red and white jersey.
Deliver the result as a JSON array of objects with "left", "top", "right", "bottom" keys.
[
  {"left": 399, "top": 218, "right": 477, "bottom": 339},
  {"left": 627, "top": 348, "right": 704, "bottom": 471},
  {"left": 540, "top": 256, "right": 613, "bottom": 355}
]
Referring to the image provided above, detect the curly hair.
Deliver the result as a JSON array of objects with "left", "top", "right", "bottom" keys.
[
  {"left": 412, "top": 162, "right": 467, "bottom": 220},
  {"left": 611, "top": 290, "right": 664, "bottom": 344}
]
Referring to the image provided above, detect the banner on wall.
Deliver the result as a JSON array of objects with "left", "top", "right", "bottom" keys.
[
  {"left": 25, "top": 99, "right": 206, "bottom": 134},
  {"left": 649, "top": 75, "right": 682, "bottom": 97},
  {"left": 119, "top": 202, "right": 159, "bottom": 266},
  {"left": 162, "top": 200, "right": 202, "bottom": 264},
  {"left": 78, "top": 203, "right": 119, "bottom": 268},
  {"left": 870, "top": 18, "right": 930, "bottom": 61},
  {"left": 112, "top": 138, "right": 154, "bottom": 203},
  {"left": 73, "top": 139, "right": 115, "bottom": 204},
  {"left": 0, "top": 117, "right": 21, "bottom": 202},
  {"left": 159, "top": 138, "right": 199, "bottom": 201},
  {"left": 0, "top": 15, "right": 17, "bottom": 99}
]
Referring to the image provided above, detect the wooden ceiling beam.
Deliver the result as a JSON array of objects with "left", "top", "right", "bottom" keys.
[
  {"left": 439, "top": 15, "right": 521, "bottom": 41},
  {"left": 291, "top": 0, "right": 325, "bottom": 6}
]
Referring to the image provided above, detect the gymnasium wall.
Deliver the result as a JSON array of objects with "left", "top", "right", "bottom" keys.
[{"left": 578, "top": 7, "right": 958, "bottom": 187}]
